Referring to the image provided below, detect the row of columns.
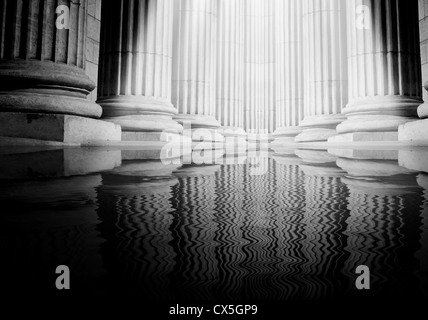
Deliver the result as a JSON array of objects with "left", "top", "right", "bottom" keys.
[
  {"left": 0, "top": 0, "right": 424, "bottom": 144},
  {"left": 98, "top": 0, "right": 422, "bottom": 143}
]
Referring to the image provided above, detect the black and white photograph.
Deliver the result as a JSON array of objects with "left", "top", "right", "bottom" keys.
[{"left": 0, "top": 0, "right": 427, "bottom": 317}]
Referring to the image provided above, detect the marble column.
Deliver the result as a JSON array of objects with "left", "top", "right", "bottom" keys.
[
  {"left": 295, "top": 0, "right": 348, "bottom": 142},
  {"left": 216, "top": 0, "right": 246, "bottom": 143},
  {"left": 0, "top": 0, "right": 119, "bottom": 144},
  {"left": 244, "top": 0, "right": 276, "bottom": 141},
  {"left": 97, "top": 0, "right": 182, "bottom": 142},
  {"left": 399, "top": 1, "right": 428, "bottom": 143},
  {"left": 172, "top": 0, "right": 223, "bottom": 142},
  {"left": 272, "top": 0, "right": 304, "bottom": 145},
  {"left": 333, "top": 0, "right": 422, "bottom": 143}
]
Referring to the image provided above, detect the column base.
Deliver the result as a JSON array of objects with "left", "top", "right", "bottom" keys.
[
  {"left": 418, "top": 101, "right": 428, "bottom": 118},
  {"left": 271, "top": 126, "right": 302, "bottom": 145},
  {"left": 296, "top": 114, "right": 345, "bottom": 142},
  {"left": 174, "top": 114, "right": 221, "bottom": 128},
  {"left": 219, "top": 126, "right": 247, "bottom": 147},
  {"left": 398, "top": 149, "right": 428, "bottom": 173},
  {"left": 189, "top": 128, "right": 224, "bottom": 142},
  {"left": 295, "top": 149, "right": 338, "bottom": 164},
  {"left": 0, "top": 112, "right": 121, "bottom": 145},
  {"left": 398, "top": 119, "right": 428, "bottom": 142},
  {"left": 328, "top": 148, "right": 398, "bottom": 160},
  {"left": 328, "top": 132, "right": 398, "bottom": 143},
  {"left": 173, "top": 114, "right": 223, "bottom": 142},
  {"left": 295, "top": 128, "right": 338, "bottom": 142}
]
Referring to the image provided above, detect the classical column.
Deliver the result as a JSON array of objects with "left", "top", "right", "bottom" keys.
[
  {"left": 295, "top": 0, "right": 348, "bottom": 142},
  {"left": 0, "top": 0, "right": 119, "bottom": 144},
  {"left": 97, "top": 0, "right": 182, "bottom": 142},
  {"left": 399, "top": 1, "right": 428, "bottom": 142},
  {"left": 244, "top": 0, "right": 276, "bottom": 141},
  {"left": 272, "top": 0, "right": 304, "bottom": 145},
  {"left": 172, "top": 0, "right": 222, "bottom": 142},
  {"left": 333, "top": 0, "right": 422, "bottom": 143},
  {"left": 216, "top": 0, "right": 246, "bottom": 143}
]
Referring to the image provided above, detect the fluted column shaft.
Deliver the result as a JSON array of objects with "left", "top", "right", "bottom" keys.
[
  {"left": 337, "top": 0, "right": 422, "bottom": 135},
  {"left": 296, "top": 0, "right": 348, "bottom": 142},
  {"left": 172, "top": 0, "right": 220, "bottom": 131},
  {"left": 98, "top": 0, "right": 181, "bottom": 135},
  {"left": 244, "top": 0, "right": 275, "bottom": 136},
  {"left": 272, "top": 0, "right": 304, "bottom": 142},
  {"left": 216, "top": 0, "right": 245, "bottom": 137},
  {"left": 274, "top": 0, "right": 304, "bottom": 129},
  {"left": 0, "top": 0, "right": 100, "bottom": 118}
]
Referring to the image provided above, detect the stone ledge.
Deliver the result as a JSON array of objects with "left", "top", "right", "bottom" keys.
[
  {"left": 328, "top": 131, "right": 398, "bottom": 143},
  {"left": 0, "top": 112, "right": 121, "bottom": 145},
  {"left": 122, "top": 131, "right": 182, "bottom": 142},
  {"left": 398, "top": 119, "right": 428, "bottom": 141}
]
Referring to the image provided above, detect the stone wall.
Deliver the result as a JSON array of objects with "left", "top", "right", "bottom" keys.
[
  {"left": 420, "top": 0, "right": 428, "bottom": 101},
  {"left": 85, "top": 0, "right": 101, "bottom": 102}
]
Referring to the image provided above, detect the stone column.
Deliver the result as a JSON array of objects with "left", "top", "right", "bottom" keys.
[
  {"left": 216, "top": 0, "right": 246, "bottom": 143},
  {"left": 295, "top": 0, "right": 348, "bottom": 142},
  {"left": 244, "top": 0, "right": 276, "bottom": 141},
  {"left": 333, "top": 0, "right": 422, "bottom": 143},
  {"left": 172, "top": 0, "right": 222, "bottom": 142},
  {"left": 0, "top": 0, "right": 119, "bottom": 144},
  {"left": 272, "top": 0, "right": 304, "bottom": 145},
  {"left": 399, "top": 0, "right": 428, "bottom": 142},
  {"left": 97, "top": 0, "right": 181, "bottom": 142}
]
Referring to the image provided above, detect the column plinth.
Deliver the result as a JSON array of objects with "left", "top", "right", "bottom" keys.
[
  {"left": 97, "top": 0, "right": 181, "bottom": 142},
  {"left": 295, "top": 0, "right": 348, "bottom": 143},
  {"left": 331, "top": 0, "right": 422, "bottom": 143}
]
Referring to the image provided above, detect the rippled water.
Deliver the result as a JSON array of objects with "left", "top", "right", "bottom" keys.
[{"left": 1, "top": 147, "right": 427, "bottom": 305}]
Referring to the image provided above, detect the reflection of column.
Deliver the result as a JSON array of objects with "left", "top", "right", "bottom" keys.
[
  {"left": 341, "top": 173, "right": 423, "bottom": 297},
  {"left": 97, "top": 0, "right": 182, "bottom": 142},
  {"left": 240, "top": 157, "right": 307, "bottom": 299},
  {"left": 295, "top": 0, "right": 348, "bottom": 142},
  {"left": 0, "top": 175, "right": 105, "bottom": 295},
  {"left": 0, "top": 0, "right": 119, "bottom": 143},
  {"left": 172, "top": 0, "right": 222, "bottom": 142},
  {"left": 271, "top": 160, "right": 309, "bottom": 298},
  {"left": 333, "top": 0, "right": 422, "bottom": 143},
  {"left": 216, "top": 0, "right": 246, "bottom": 141},
  {"left": 244, "top": 0, "right": 276, "bottom": 138},
  {"left": 168, "top": 166, "right": 220, "bottom": 299},
  {"left": 272, "top": 0, "right": 304, "bottom": 144},
  {"left": 416, "top": 174, "right": 428, "bottom": 299},
  {"left": 298, "top": 163, "right": 349, "bottom": 298},
  {"left": 96, "top": 160, "right": 178, "bottom": 299}
]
